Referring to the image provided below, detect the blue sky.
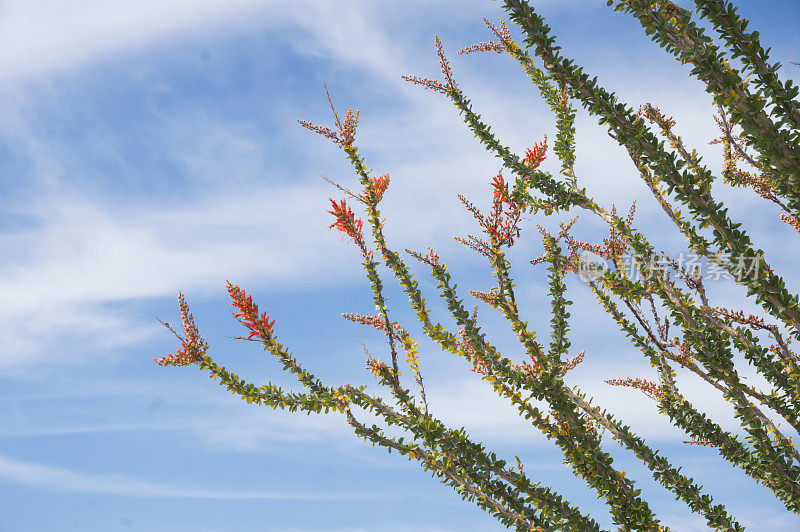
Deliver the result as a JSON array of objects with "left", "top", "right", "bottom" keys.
[{"left": 1, "top": 0, "right": 800, "bottom": 530}]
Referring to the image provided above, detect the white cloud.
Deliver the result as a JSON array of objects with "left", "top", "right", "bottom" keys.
[
  {"left": 0, "top": 0, "right": 796, "bottom": 399},
  {"left": 1, "top": 375, "right": 359, "bottom": 451},
  {"left": 0, "top": 177, "right": 352, "bottom": 368},
  {"left": 0, "top": 0, "right": 492, "bottom": 87},
  {"left": 0, "top": 3, "right": 797, "bottom": 529},
  {"left": 0, "top": 450, "right": 385, "bottom": 500},
  {"left": 0, "top": 0, "right": 277, "bottom": 83}
]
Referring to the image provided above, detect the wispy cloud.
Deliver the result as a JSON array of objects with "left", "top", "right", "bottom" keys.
[
  {"left": 0, "top": 0, "right": 279, "bottom": 84},
  {"left": 1, "top": 376, "right": 353, "bottom": 449},
  {"left": 0, "top": 0, "right": 491, "bottom": 87},
  {"left": 2, "top": 0, "right": 793, "bottom": 373},
  {"left": 0, "top": 422, "right": 193, "bottom": 439},
  {"left": 0, "top": 451, "right": 388, "bottom": 500},
  {"left": 1, "top": 2, "right": 797, "bottom": 529}
]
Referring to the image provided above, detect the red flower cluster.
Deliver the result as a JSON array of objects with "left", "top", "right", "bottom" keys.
[
  {"left": 328, "top": 197, "right": 374, "bottom": 260},
  {"left": 520, "top": 350, "right": 584, "bottom": 377},
  {"left": 370, "top": 173, "right": 390, "bottom": 202},
  {"left": 561, "top": 350, "right": 585, "bottom": 372},
  {"left": 489, "top": 171, "right": 523, "bottom": 246},
  {"left": 605, "top": 377, "right": 663, "bottom": 401},
  {"left": 341, "top": 312, "right": 409, "bottom": 342},
  {"left": 520, "top": 355, "right": 540, "bottom": 375},
  {"left": 780, "top": 213, "right": 800, "bottom": 234},
  {"left": 491, "top": 171, "right": 512, "bottom": 203},
  {"left": 226, "top": 280, "right": 276, "bottom": 340},
  {"left": 524, "top": 134, "right": 548, "bottom": 168},
  {"left": 155, "top": 292, "right": 209, "bottom": 366},
  {"left": 328, "top": 198, "right": 364, "bottom": 244}
]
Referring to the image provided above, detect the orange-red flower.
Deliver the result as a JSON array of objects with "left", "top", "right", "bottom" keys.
[
  {"left": 524, "top": 134, "right": 548, "bottom": 168},
  {"left": 155, "top": 292, "right": 209, "bottom": 366},
  {"left": 605, "top": 377, "right": 663, "bottom": 400},
  {"left": 327, "top": 197, "right": 375, "bottom": 261},
  {"left": 370, "top": 173, "right": 390, "bottom": 202},
  {"left": 341, "top": 312, "right": 409, "bottom": 342},
  {"left": 780, "top": 213, "right": 800, "bottom": 233},
  {"left": 328, "top": 198, "right": 364, "bottom": 243},
  {"left": 520, "top": 355, "right": 540, "bottom": 375},
  {"left": 520, "top": 350, "right": 584, "bottom": 377},
  {"left": 488, "top": 170, "right": 523, "bottom": 246},
  {"left": 227, "top": 280, "right": 276, "bottom": 340},
  {"left": 491, "top": 171, "right": 512, "bottom": 204}
]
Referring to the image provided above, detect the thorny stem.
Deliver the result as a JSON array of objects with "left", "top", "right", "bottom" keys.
[
  {"left": 343, "top": 410, "right": 546, "bottom": 530},
  {"left": 159, "top": 2, "right": 800, "bottom": 527}
]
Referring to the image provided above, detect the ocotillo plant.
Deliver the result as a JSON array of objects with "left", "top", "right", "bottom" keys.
[{"left": 157, "top": 1, "right": 800, "bottom": 529}]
